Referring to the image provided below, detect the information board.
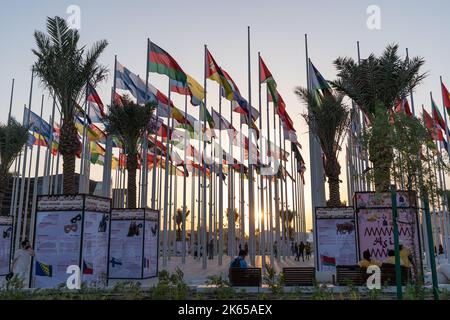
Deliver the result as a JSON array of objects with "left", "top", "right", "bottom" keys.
[
  {"left": 0, "top": 216, "right": 13, "bottom": 276},
  {"left": 315, "top": 207, "right": 357, "bottom": 272}
]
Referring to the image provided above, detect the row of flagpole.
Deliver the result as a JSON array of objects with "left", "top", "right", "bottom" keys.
[{"left": 6, "top": 28, "right": 311, "bottom": 271}]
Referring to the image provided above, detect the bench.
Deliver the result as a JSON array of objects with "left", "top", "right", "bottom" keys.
[
  {"left": 228, "top": 268, "right": 262, "bottom": 287},
  {"left": 380, "top": 265, "right": 409, "bottom": 286},
  {"left": 336, "top": 265, "right": 367, "bottom": 286},
  {"left": 282, "top": 267, "right": 316, "bottom": 286}
]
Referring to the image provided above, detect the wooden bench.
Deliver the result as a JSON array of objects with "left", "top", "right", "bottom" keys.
[
  {"left": 282, "top": 267, "right": 316, "bottom": 286},
  {"left": 380, "top": 265, "right": 409, "bottom": 286},
  {"left": 228, "top": 268, "right": 261, "bottom": 287},
  {"left": 336, "top": 265, "right": 367, "bottom": 286}
]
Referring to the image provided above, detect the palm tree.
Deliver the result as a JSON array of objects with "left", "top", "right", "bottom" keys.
[
  {"left": 295, "top": 89, "right": 350, "bottom": 206},
  {"left": 32, "top": 16, "right": 108, "bottom": 194},
  {"left": 331, "top": 44, "right": 425, "bottom": 191},
  {"left": 225, "top": 208, "right": 239, "bottom": 229},
  {"left": 0, "top": 118, "right": 29, "bottom": 212},
  {"left": 278, "top": 209, "right": 296, "bottom": 240},
  {"left": 175, "top": 206, "right": 190, "bottom": 241},
  {"left": 104, "top": 95, "right": 156, "bottom": 208}
]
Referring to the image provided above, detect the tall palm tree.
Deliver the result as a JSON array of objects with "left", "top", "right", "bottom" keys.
[
  {"left": 0, "top": 118, "right": 29, "bottom": 212},
  {"left": 32, "top": 16, "right": 108, "bottom": 194},
  {"left": 104, "top": 95, "right": 156, "bottom": 208},
  {"left": 296, "top": 88, "right": 350, "bottom": 206},
  {"left": 175, "top": 206, "right": 190, "bottom": 241},
  {"left": 331, "top": 44, "right": 425, "bottom": 191}
]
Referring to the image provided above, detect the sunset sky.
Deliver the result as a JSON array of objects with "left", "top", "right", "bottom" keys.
[{"left": 2, "top": 0, "right": 450, "bottom": 231}]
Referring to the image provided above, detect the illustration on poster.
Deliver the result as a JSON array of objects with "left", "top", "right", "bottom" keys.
[
  {"left": 110, "top": 257, "right": 123, "bottom": 268},
  {"left": 127, "top": 221, "right": 142, "bottom": 237},
  {"left": 3, "top": 226, "right": 12, "bottom": 239},
  {"left": 151, "top": 223, "right": 158, "bottom": 237},
  {"left": 98, "top": 214, "right": 109, "bottom": 233}
]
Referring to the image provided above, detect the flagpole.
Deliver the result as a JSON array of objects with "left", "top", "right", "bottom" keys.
[
  {"left": 42, "top": 96, "right": 56, "bottom": 194},
  {"left": 182, "top": 94, "right": 188, "bottom": 264},
  {"left": 23, "top": 141, "right": 33, "bottom": 241},
  {"left": 79, "top": 81, "right": 89, "bottom": 194},
  {"left": 202, "top": 45, "right": 208, "bottom": 269},
  {"left": 440, "top": 76, "right": 450, "bottom": 263},
  {"left": 218, "top": 88, "right": 224, "bottom": 265},
  {"left": 437, "top": 142, "right": 450, "bottom": 261},
  {"left": 53, "top": 119, "right": 62, "bottom": 195},
  {"left": 190, "top": 164, "right": 195, "bottom": 258},
  {"left": 228, "top": 100, "right": 235, "bottom": 257},
  {"left": 8, "top": 78, "right": 15, "bottom": 123},
  {"left": 28, "top": 94, "right": 45, "bottom": 243},
  {"left": 305, "top": 34, "right": 324, "bottom": 269},
  {"left": 142, "top": 39, "right": 151, "bottom": 208},
  {"left": 102, "top": 56, "right": 117, "bottom": 198},
  {"left": 258, "top": 52, "right": 266, "bottom": 269},
  {"left": 278, "top": 116, "right": 286, "bottom": 260},
  {"left": 266, "top": 85, "right": 274, "bottom": 266},
  {"left": 247, "top": 26, "right": 256, "bottom": 266},
  {"left": 15, "top": 69, "right": 34, "bottom": 252},
  {"left": 9, "top": 154, "right": 20, "bottom": 218}
]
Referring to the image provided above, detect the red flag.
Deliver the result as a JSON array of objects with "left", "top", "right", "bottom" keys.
[{"left": 442, "top": 82, "right": 450, "bottom": 113}]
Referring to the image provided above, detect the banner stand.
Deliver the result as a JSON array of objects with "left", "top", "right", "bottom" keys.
[
  {"left": 314, "top": 207, "right": 358, "bottom": 273},
  {"left": 30, "top": 194, "right": 111, "bottom": 288},
  {"left": 107, "top": 208, "right": 160, "bottom": 282},
  {"left": 354, "top": 191, "right": 423, "bottom": 281},
  {"left": 0, "top": 216, "right": 14, "bottom": 278}
]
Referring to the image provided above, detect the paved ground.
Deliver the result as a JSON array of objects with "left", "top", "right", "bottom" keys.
[{"left": 109, "top": 254, "right": 314, "bottom": 286}]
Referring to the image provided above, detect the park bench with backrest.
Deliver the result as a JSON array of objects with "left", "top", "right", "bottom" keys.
[
  {"left": 380, "top": 265, "right": 409, "bottom": 286},
  {"left": 228, "top": 267, "right": 262, "bottom": 287},
  {"left": 282, "top": 267, "right": 316, "bottom": 286},
  {"left": 336, "top": 265, "right": 368, "bottom": 286}
]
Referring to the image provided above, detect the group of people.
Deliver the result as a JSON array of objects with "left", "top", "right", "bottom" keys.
[
  {"left": 358, "top": 245, "right": 413, "bottom": 268},
  {"left": 291, "top": 242, "right": 311, "bottom": 262}
]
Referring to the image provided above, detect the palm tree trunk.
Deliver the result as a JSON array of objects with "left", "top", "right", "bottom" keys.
[
  {"left": 59, "top": 121, "right": 80, "bottom": 194},
  {"left": 325, "top": 158, "right": 341, "bottom": 207},
  {"left": 0, "top": 174, "right": 8, "bottom": 213},
  {"left": 126, "top": 153, "right": 138, "bottom": 209},
  {"left": 369, "top": 138, "right": 393, "bottom": 192}
]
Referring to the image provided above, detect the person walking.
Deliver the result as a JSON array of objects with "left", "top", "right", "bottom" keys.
[
  {"left": 298, "top": 241, "right": 305, "bottom": 262},
  {"left": 305, "top": 242, "right": 311, "bottom": 261},
  {"left": 294, "top": 243, "right": 299, "bottom": 261}
]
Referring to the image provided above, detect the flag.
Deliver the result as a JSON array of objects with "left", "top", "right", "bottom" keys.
[
  {"left": 35, "top": 261, "right": 52, "bottom": 277},
  {"left": 442, "top": 81, "right": 450, "bottom": 116},
  {"left": 116, "top": 61, "right": 157, "bottom": 104},
  {"left": 27, "top": 132, "right": 47, "bottom": 147},
  {"left": 149, "top": 42, "right": 187, "bottom": 83},
  {"left": 259, "top": 56, "right": 278, "bottom": 105},
  {"left": 206, "top": 49, "right": 234, "bottom": 100},
  {"left": 431, "top": 96, "right": 448, "bottom": 134},
  {"left": 309, "top": 60, "right": 333, "bottom": 102},
  {"left": 171, "top": 74, "right": 204, "bottom": 106},
  {"left": 423, "top": 107, "right": 444, "bottom": 142},
  {"left": 394, "top": 98, "right": 413, "bottom": 117},
  {"left": 87, "top": 84, "right": 106, "bottom": 123},
  {"left": 83, "top": 260, "right": 94, "bottom": 275},
  {"left": 212, "top": 108, "right": 233, "bottom": 130},
  {"left": 24, "top": 108, "right": 52, "bottom": 140}
]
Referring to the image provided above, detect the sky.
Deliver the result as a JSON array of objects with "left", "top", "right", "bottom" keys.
[{"left": 1, "top": 0, "right": 450, "bottom": 232}]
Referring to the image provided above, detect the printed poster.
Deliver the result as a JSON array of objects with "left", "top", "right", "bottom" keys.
[
  {"left": 315, "top": 207, "right": 357, "bottom": 272},
  {"left": 0, "top": 217, "right": 13, "bottom": 275}
]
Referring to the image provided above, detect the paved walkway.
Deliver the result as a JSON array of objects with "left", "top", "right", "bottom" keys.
[{"left": 112, "top": 254, "right": 314, "bottom": 286}]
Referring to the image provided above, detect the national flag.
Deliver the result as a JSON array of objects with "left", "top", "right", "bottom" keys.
[
  {"left": 87, "top": 84, "right": 106, "bottom": 123},
  {"left": 431, "top": 96, "right": 448, "bottom": 134},
  {"left": 114, "top": 93, "right": 124, "bottom": 107},
  {"left": 309, "top": 60, "right": 333, "bottom": 101},
  {"left": 442, "top": 81, "right": 450, "bottom": 116},
  {"left": 423, "top": 106, "right": 444, "bottom": 142},
  {"left": 321, "top": 255, "right": 336, "bottom": 267},
  {"left": 212, "top": 108, "right": 233, "bottom": 130},
  {"left": 170, "top": 74, "right": 204, "bottom": 106},
  {"left": 83, "top": 260, "right": 94, "bottom": 275},
  {"left": 259, "top": 56, "right": 278, "bottom": 105},
  {"left": 27, "top": 132, "right": 47, "bottom": 147},
  {"left": 149, "top": 42, "right": 187, "bottom": 83},
  {"left": 206, "top": 49, "right": 234, "bottom": 100},
  {"left": 35, "top": 261, "right": 52, "bottom": 277},
  {"left": 24, "top": 108, "right": 52, "bottom": 140},
  {"left": 394, "top": 98, "right": 413, "bottom": 118},
  {"left": 116, "top": 61, "right": 158, "bottom": 104}
]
